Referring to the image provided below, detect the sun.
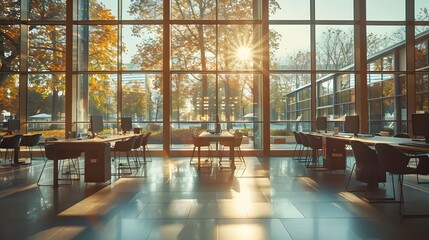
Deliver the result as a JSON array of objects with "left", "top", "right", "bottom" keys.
[{"left": 235, "top": 46, "right": 252, "bottom": 62}]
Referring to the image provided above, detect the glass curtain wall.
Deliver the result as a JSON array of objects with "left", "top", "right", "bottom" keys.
[
  {"left": 269, "top": 0, "right": 356, "bottom": 147},
  {"left": 1, "top": 0, "right": 429, "bottom": 152}
]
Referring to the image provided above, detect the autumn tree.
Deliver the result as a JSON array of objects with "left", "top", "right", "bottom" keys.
[
  {"left": 0, "top": 0, "right": 118, "bottom": 124},
  {"left": 128, "top": 0, "right": 280, "bottom": 127}
]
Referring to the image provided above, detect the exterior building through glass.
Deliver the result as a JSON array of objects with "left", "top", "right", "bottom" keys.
[{"left": 0, "top": 0, "right": 429, "bottom": 155}]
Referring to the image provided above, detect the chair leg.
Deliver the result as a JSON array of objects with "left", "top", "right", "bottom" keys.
[
  {"left": 37, "top": 159, "right": 72, "bottom": 186},
  {"left": 190, "top": 147, "right": 196, "bottom": 165},
  {"left": 37, "top": 159, "right": 49, "bottom": 186},
  {"left": 146, "top": 146, "right": 152, "bottom": 162},
  {"left": 238, "top": 147, "right": 245, "bottom": 166},
  {"left": 306, "top": 149, "right": 323, "bottom": 169},
  {"left": 346, "top": 163, "right": 356, "bottom": 191}
]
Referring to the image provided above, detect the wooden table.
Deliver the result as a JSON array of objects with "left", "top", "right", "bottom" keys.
[
  {"left": 198, "top": 131, "right": 235, "bottom": 170},
  {"left": 46, "top": 134, "right": 133, "bottom": 187}
]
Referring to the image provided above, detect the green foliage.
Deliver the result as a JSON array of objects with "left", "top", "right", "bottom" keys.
[
  {"left": 270, "top": 129, "right": 292, "bottom": 136},
  {"left": 147, "top": 123, "right": 161, "bottom": 131}
]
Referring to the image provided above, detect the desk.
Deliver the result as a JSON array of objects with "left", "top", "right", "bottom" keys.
[
  {"left": 311, "top": 133, "right": 429, "bottom": 171},
  {"left": 47, "top": 134, "right": 132, "bottom": 187},
  {"left": 198, "top": 131, "right": 235, "bottom": 170}
]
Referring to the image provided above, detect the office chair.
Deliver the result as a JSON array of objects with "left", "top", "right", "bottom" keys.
[
  {"left": 111, "top": 135, "right": 137, "bottom": 177},
  {"left": 140, "top": 132, "right": 152, "bottom": 163},
  {"left": 19, "top": 133, "right": 43, "bottom": 162},
  {"left": 375, "top": 143, "right": 429, "bottom": 216},
  {"left": 0, "top": 134, "right": 23, "bottom": 166},
  {"left": 305, "top": 134, "right": 323, "bottom": 168},
  {"left": 190, "top": 131, "right": 212, "bottom": 165},
  {"left": 38, "top": 138, "right": 81, "bottom": 186},
  {"left": 292, "top": 131, "right": 305, "bottom": 162},
  {"left": 348, "top": 140, "right": 386, "bottom": 201},
  {"left": 297, "top": 132, "right": 311, "bottom": 163},
  {"left": 131, "top": 133, "right": 145, "bottom": 166},
  {"left": 219, "top": 131, "right": 245, "bottom": 168}
]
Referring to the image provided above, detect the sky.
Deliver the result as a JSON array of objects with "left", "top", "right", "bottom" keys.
[{"left": 101, "top": 0, "right": 429, "bottom": 63}]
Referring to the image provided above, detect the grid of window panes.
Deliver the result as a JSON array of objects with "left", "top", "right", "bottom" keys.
[{"left": 2, "top": 0, "right": 429, "bottom": 151}]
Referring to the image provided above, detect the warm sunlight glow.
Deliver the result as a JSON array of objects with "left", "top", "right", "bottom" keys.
[{"left": 236, "top": 47, "right": 252, "bottom": 61}]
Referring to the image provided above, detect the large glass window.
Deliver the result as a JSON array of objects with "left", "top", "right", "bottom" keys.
[
  {"left": 77, "top": 74, "right": 117, "bottom": 133},
  {"left": 269, "top": 0, "right": 310, "bottom": 20},
  {"left": 269, "top": 25, "right": 311, "bottom": 70},
  {"left": 123, "top": 0, "right": 163, "bottom": 20},
  {"left": 27, "top": 74, "right": 66, "bottom": 136},
  {"left": 0, "top": 25, "right": 20, "bottom": 71},
  {"left": 1, "top": 0, "right": 21, "bottom": 20},
  {"left": 29, "top": 25, "right": 66, "bottom": 71},
  {"left": 29, "top": 0, "right": 66, "bottom": 20},
  {"left": 122, "top": 25, "right": 163, "bottom": 71},
  {"left": 171, "top": 25, "right": 216, "bottom": 71},
  {"left": 316, "top": 25, "right": 355, "bottom": 71},
  {"left": 3, "top": 0, "right": 429, "bottom": 153},
  {"left": 367, "top": 0, "right": 405, "bottom": 21},
  {"left": 315, "top": 0, "right": 353, "bottom": 20},
  {"left": 0, "top": 74, "right": 19, "bottom": 131}
]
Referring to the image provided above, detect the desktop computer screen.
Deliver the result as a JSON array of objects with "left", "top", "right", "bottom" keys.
[
  {"left": 316, "top": 116, "right": 327, "bottom": 133},
  {"left": 7, "top": 119, "right": 20, "bottom": 134},
  {"left": 412, "top": 113, "right": 429, "bottom": 143},
  {"left": 90, "top": 115, "right": 104, "bottom": 135},
  {"left": 121, "top": 117, "right": 133, "bottom": 133},
  {"left": 344, "top": 115, "right": 359, "bottom": 136}
]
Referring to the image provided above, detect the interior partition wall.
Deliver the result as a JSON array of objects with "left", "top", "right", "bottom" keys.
[{"left": 1, "top": 0, "right": 429, "bottom": 156}]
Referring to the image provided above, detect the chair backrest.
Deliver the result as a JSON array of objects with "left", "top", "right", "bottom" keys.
[
  {"left": 350, "top": 140, "right": 378, "bottom": 166},
  {"left": 141, "top": 132, "right": 151, "bottom": 146},
  {"left": 113, "top": 135, "right": 137, "bottom": 152},
  {"left": 306, "top": 134, "right": 322, "bottom": 149},
  {"left": 133, "top": 134, "right": 145, "bottom": 149},
  {"left": 375, "top": 143, "right": 411, "bottom": 174},
  {"left": 298, "top": 132, "right": 310, "bottom": 147},
  {"left": 293, "top": 131, "right": 302, "bottom": 144},
  {"left": 20, "top": 133, "right": 42, "bottom": 147},
  {"left": 0, "top": 134, "right": 23, "bottom": 149}
]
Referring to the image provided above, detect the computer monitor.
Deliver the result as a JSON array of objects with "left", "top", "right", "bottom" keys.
[
  {"left": 121, "top": 117, "right": 133, "bottom": 134},
  {"left": 7, "top": 119, "right": 20, "bottom": 134},
  {"left": 316, "top": 116, "right": 327, "bottom": 133},
  {"left": 344, "top": 115, "right": 359, "bottom": 136},
  {"left": 412, "top": 113, "right": 429, "bottom": 143},
  {"left": 90, "top": 115, "right": 104, "bottom": 137}
]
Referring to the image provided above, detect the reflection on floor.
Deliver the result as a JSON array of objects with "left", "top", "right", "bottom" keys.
[{"left": 1, "top": 155, "right": 429, "bottom": 240}]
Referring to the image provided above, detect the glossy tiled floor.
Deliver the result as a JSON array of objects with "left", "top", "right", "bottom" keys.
[{"left": 1, "top": 154, "right": 429, "bottom": 240}]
